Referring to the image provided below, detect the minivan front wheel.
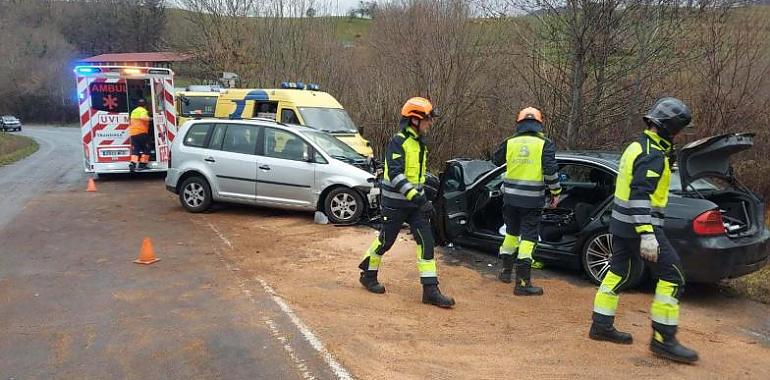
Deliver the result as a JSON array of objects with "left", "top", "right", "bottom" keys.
[
  {"left": 179, "top": 176, "right": 212, "bottom": 213},
  {"left": 324, "top": 187, "right": 364, "bottom": 224}
]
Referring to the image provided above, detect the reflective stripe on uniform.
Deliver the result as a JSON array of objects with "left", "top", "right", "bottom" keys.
[
  {"left": 499, "top": 234, "right": 519, "bottom": 255},
  {"left": 504, "top": 179, "right": 544, "bottom": 187},
  {"left": 614, "top": 199, "right": 652, "bottom": 209},
  {"left": 517, "top": 240, "right": 536, "bottom": 260},
  {"left": 593, "top": 271, "right": 623, "bottom": 317},
  {"left": 382, "top": 189, "right": 406, "bottom": 200},
  {"left": 544, "top": 173, "right": 559, "bottom": 181},
  {"left": 611, "top": 210, "right": 651, "bottom": 224},
  {"left": 503, "top": 187, "right": 545, "bottom": 198},
  {"left": 650, "top": 279, "right": 680, "bottom": 326}
]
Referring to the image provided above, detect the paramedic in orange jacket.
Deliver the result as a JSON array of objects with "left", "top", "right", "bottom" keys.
[{"left": 128, "top": 99, "right": 151, "bottom": 171}]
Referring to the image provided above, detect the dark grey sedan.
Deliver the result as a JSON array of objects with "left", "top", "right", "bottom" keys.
[{"left": 433, "top": 133, "right": 769, "bottom": 287}]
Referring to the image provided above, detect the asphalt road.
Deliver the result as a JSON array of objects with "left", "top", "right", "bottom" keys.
[
  {"left": 0, "top": 126, "right": 345, "bottom": 379},
  {"left": 0, "top": 127, "right": 83, "bottom": 229}
]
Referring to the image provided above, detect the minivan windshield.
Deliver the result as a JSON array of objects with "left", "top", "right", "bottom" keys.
[
  {"left": 298, "top": 107, "right": 358, "bottom": 133},
  {"left": 180, "top": 96, "right": 217, "bottom": 117},
  {"left": 302, "top": 130, "right": 364, "bottom": 162}
]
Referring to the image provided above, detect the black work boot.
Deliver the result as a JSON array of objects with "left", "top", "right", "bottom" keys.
[
  {"left": 498, "top": 254, "right": 514, "bottom": 283},
  {"left": 359, "top": 271, "right": 385, "bottom": 294},
  {"left": 128, "top": 162, "right": 137, "bottom": 172},
  {"left": 650, "top": 323, "right": 699, "bottom": 363},
  {"left": 358, "top": 258, "right": 385, "bottom": 294},
  {"left": 514, "top": 259, "right": 543, "bottom": 296},
  {"left": 137, "top": 162, "right": 148, "bottom": 171},
  {"left": 422, "top": 284, "right": 455, "bottom": 308},
  {"left": 589, "top": 322, "right": 633, "bottom": 344}
]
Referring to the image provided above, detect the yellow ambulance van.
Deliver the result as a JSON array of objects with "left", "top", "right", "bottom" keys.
[{"left": 214, "top": 83, "right": 373, "bottom": 157}]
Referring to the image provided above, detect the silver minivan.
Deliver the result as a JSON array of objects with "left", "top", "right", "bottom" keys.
[{"left": 165, "top": 119, "right": 379, "bottom": 224}]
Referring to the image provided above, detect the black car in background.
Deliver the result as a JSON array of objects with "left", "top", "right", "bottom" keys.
[
  {"left": 433, "top": 133, "right": 769, "bottom": 287},
  {"left": 1, "top": 115, "right": 22, "bottom": 132}
]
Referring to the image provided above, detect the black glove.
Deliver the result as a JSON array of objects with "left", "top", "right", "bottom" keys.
[
  {"left": 413, "top": 192, "right": 428, "bottom": 207},
  {"left": 412, "top": 192, "right": 433, "bottom": 213},
  {"left": 420, "top": 200, "right": 435, "bottom": 214}
]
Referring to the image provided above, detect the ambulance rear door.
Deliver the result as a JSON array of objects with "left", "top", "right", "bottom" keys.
[{"left": 149, "top": 71, "right": 176, "bottom": 169}]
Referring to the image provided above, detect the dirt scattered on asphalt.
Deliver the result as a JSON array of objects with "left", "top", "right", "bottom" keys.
[{"left": 204, "top": 206, "right": 770, "bottom": 380}]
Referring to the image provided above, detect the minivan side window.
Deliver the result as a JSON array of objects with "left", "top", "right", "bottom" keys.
[
  {"left": 184, "top": 123, "right": 211, "bottom": 147},
  {"left": 208, "top": 124, "right": 227, "bottom": 150},
  {"left": 221, "top": 124, "right": 258, "bottom": 155},
  {"left": 264, "top": 128, "right": 310, "bottom": 162}
]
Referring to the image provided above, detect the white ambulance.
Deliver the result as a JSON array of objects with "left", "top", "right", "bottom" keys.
[{"left": 74, "top": 66, "right": 177, "bottom": 174}]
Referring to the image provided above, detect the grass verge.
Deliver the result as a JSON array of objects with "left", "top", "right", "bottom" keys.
[{"left": 0, "top": 133, "right": 39, "bottom": 166}]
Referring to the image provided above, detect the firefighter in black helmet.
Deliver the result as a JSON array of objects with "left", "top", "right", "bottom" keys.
[{"left": 589, "top": 97, "right": 699, "bottom": 363}]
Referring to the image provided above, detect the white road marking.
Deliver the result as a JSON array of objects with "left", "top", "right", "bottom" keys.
[{"left": 207, "top": 222, "right": 353, "bottom": 380}]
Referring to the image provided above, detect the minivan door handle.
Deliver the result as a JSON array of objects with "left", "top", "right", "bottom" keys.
[
  {"left": 259, "top": 165, "right": 271, "bottom": 171},
  {"left": 204, "top": 157, "right": 216, "bottom": 163}
]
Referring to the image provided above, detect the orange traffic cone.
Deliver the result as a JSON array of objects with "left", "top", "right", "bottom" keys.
[
  {"left": 134, "top": 237, "right": 160, "bottom": 265},
  {"left": 86, "top": 178, "right": 97, "bottom": 192}
]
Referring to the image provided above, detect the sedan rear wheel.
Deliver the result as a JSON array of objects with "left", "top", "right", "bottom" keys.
[
  {"left": 581, "top": 231, "right": 646, "bottom": 288},
  {"left": 583, "top": 232, "right": 613, "bottom": 284}
]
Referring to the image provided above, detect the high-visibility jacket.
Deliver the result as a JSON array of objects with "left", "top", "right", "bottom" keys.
[
  {"left": 128, "top": 105, "right": 151, "bottom": 136},
  {"left": 492, "top": 131, "right": 561, "bottom": 208},
  {"left": 381, "top": 125, "right": 427, "bottom": 208},
  {"left": 610, "top": 130, "right": 672, "bottom": 238}
]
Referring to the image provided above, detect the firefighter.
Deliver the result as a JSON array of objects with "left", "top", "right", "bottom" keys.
[
  {"left": 128, "top": 98, "right": 151, "bottom": 171},
  {"left": 358, "top": 97, "right": 455, "bottom": 308},
  {"left": 491, "top": 107, "right": 561, "bottom": 296},
  {"left": 589, "top": 97, "right": 698, "bottom": 363}
]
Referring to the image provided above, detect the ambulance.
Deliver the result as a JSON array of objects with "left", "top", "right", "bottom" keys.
[
  {"left": 214, "top": 83, "right": 374, "bottom": 157},
  {"left": 175, "top": 85, "right": 220, "bottom": 126},
  {"left": 74, "top": 66, "right": 177, "bottom": 174}
]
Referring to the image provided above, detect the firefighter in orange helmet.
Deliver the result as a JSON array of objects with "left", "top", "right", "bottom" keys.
[
  {"left": 358, "top": 97, "right": 455, "bottom": 308},
  {"left": 128, "top": 98, "right": 151, "bottom": 171},
  {"left": 491, "top": 107, "right": 561, "bottom": 295}
]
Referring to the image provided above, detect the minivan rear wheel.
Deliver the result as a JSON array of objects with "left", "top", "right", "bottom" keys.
[
  {"left": 179, "top": 176, "right": 212, "bottom": 213},
  {"left": 324, "top": 187, "right": 364, "bottom": 224}
]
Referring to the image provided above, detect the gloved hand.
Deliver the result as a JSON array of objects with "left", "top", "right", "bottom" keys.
[
  {"left": 548, "top": 194, "right": 560, "bottom": 209},
  {"left": 420, "top": 200, "right": 435, "bottom": 214},
  {"left": 412, "top": 192, "right": 433, "bottom": 214},
  {"left": 640, "top": 233, "right": 659, "bottom": 263}
]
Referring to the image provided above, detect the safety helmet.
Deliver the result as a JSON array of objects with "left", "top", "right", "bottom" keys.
[
  {"left": 401, "top": 97, "right": 435, "bottom": 120},
  {"left": 516, "top": 107, "right": 544, "bottom": 124},
  {"left": 642, "top": 97, "right": 692, "bottom": 139}
]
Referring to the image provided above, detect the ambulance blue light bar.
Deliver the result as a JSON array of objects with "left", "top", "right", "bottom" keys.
[
  {"left": 280, "top": 81, "right": 321, "bottom": 91},
  {"left": 75, "top": 66, "right": 101, "bottom": 75}
]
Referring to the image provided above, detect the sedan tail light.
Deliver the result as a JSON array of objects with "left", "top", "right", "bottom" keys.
[{"left": 693, "top": 210, "right": 726, "bottom": 236}]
